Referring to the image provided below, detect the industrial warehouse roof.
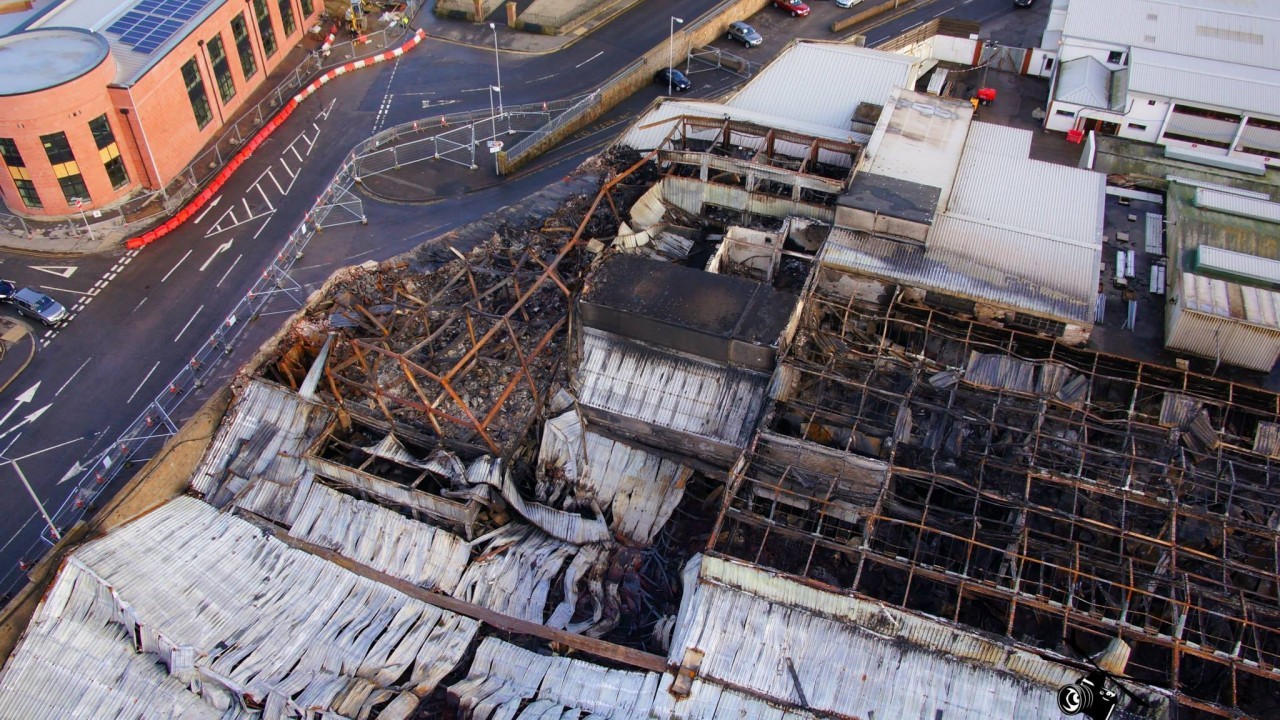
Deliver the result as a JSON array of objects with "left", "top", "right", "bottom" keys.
[
  {"left": 1060, "top": 0, "right": 1280, "bottom": 71},
  {"left": 1128, "top": 47, "right": 1280, "bottom": 117},
  {"left": 725, "top": 41, "right": 919, "bottom": 132},
  {"left": 858, "top": 89, "right": 974, "bottom": 214},
  {"left": 1179, "top": 271, "right": 1280, "bottom": 330}
]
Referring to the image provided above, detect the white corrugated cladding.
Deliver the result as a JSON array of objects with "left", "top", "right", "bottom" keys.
[
  {"left": 822, "top": 220, "right": 1101, "bottom": 324},
  {"left": 0, "top": 497, "right": 480, "bottom": 719},
  {"left": 948, "top": 137, "right": 1107, "bottom": 248},
  {"left": 615, "top": 99, "right": 868, "bottom": 158},
  {"left": 860, "top": 89, "right": 974, "bottom": 210},
  {"left": 667, "top": 555, "right": 1083, "bottom": 720},
  {"left": 1129, "top": 48, "right": 1280, "bottom": 118},
  {"left": 1061, "top": 0, "right": 1280, "bottom": 71},
  {"left": 190, "top": 377, "right": 332, "bottom": 500},
  {"left": 1197, "top": 244, "right": 1280, "bottom": 283},
  {"left": 964, "top": 121, "right": 1034, "bottom": 158},
  {"left": 726, "top": 41, "right": 918, "bottom": 131},
  {"left": 576, "top": 327, "right": 769, "bottom": 447},
  {"left": 1168, "top": 272, "right": 1280, "bottom": 370},
  {"left": 540, "top": 410, "right": 690, "bottom": 545},
  {"left": 1054, "top": 56, "right": 1115, "bottom": 108},
  {"left": 1194, "top": 187, "right": 1280, "bottom": 223}
]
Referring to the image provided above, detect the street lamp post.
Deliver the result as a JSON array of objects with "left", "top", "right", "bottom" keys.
[
  {"left": 489, "top": 23, "right": 503, "bottom": 119},
  {"left": 669, "top": 16, "right": 684, "bottom": 95},
  {"left": 12, "top": 461, "right": 60, "bottom": 542}
]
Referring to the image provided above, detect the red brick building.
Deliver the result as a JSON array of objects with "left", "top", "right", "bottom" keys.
[{"left": 0, "top": 0, "right": 320, "bottom": 219}]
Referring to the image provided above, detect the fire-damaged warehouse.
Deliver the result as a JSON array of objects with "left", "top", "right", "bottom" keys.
[{"left": 0, "top": 40, "right": 1277, "bottom": 720}]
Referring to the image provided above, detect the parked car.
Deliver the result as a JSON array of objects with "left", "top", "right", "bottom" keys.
[
  {"left": 0, "top": 280, "right": 14, "bottom": 302},
  {"left": 727, "top": 21, "right": 763, "bottom": 47},
  {"left": 10, "top": 287, "right": 68, "bottom": 327},
  {"left": 1014, "top": 0, "right": 1034, "bottom": 6},
  {"left": 773, "top": 0, "right": 811, "bottom": 16},
  {"left": 835, "top": 0, "right": 863, "bottom": 8},
  {"left": 654, "top": 67, "right": 692, "bottom": 92}
]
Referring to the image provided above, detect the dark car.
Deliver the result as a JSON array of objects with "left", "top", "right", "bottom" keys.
[
  {"left": 0, "top": 280, "right": 14, "bottom": 302},
  {"left": 654, "top": 67, "right": 692, "bottom": 92},
  {"left": 773, "top": 0, "right": 811, "bottom": 16},
  {"left": 1014, "top": 0, "right": 1034, "bottom": 6},
  {"left": 10, "top": 287, "right": 68, "bottom": 327},
  {"left": 727, "top": 21, "right": 763, "bottom": 47}
]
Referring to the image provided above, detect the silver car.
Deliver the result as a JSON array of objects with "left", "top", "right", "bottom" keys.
[
  {"left": 11, "top": 287, "right": 68, "bottom": 327},
  {"left": 836, "top": 0, "right": 863, "bottom": 7},
  {"left": 727, "top": 21, "right": 763, "bottom": 48}
]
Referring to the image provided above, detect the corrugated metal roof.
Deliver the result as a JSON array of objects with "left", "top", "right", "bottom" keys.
[
  {"left": 726, "top": 41, "right": 918, "bottom": 131},
  {"left": 948, "top": 144, "right": 1107, "bottom": 248},
  {"left": 287, "top": 481, "right": 471, "bottom": 594},
  {"left": 1055, "top": 55, "right": 1119, "bottom": 109},
  {"left": 616, "top": 99, "right": 869, "bottom": 154},
  {"left": 190, "top": 377, "right": 331, "bottom": 505},
  {"left": 1128, "top": 47, "right": 1280, "bottom": 117},
  {"left": 1180, "top": 271, "right": 1280, "bottom": 329},
  {"left": 964, "top": 121, "right": 1033, "bottom": 159},
  {"left": 1194, "top": 188, "right": 1280, "bottom": 223},
  {"left": 670, "top": 555, "right": 1082, "bottom": 719},
  {"left": 1197, "top": 244, "right": 1280, "bottom": 284},
  {"left": 1, "top": 496, "right": 480, "bottom": 718},
  {"left": 1168, "top": 175, "right": 1273, "bottom": 200},
  {"left": 539, "top": 411, "right": 691, "bottom": 545},
  {"left": 576, "top": 328, "right": 770, "bottom": 448},
  {"left": 448, "top": 637, "right": 659, "bottom": 718},
  {"left": 821, "top": 220, "right": 1100, "bottom": 324},
  {"left": 1061, "top": 0, "right": 1280, "bottom": 71},
  {"left": 0, "top": 559, "right": 235, "bottom": 719}
]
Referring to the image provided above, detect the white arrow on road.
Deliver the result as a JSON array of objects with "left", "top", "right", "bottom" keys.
[
  {"left": 0, "top": 382, "right": 40, "bottom": 428},
  {"left": 199, "top": 238, "right": 235, "bottom": 271},
  {"left": 193, "top": 195, "right": 222, "bottom": 224},
  {"left": 30, "top": 266, "right": 77, "bottom": 278},
  {"left": 59, "top": 460, "right": 85, "bottom": 485},
  {"left": 0, "top": 403, "right": 50, "bottom": 441}
]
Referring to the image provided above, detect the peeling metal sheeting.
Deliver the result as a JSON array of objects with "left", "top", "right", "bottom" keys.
[
  {"left": 539, "top": 411, "right": 690, "bottom": 545},
  {"left": 191, "top": 377, "right": 333, "bottom": 512},
  {"left": 669, "top": 555, "right": 1082, "bottom": 720},
  {"left": 452, "top": 524, "right": 590, "bottom": 625},
  {"left": 576, "top": 327, "right": 769, "bottom": 450},
  {"left": 0, "top": 496, "right": 480, "bottom": 720},
  {"left": 287, "top": 481, "right": 471, "bottom": 594},
  {"left": 466, "top": 455, "right": 613, "bottom": 545},
  {"left": 448, "top": 636, "right": 659, "bottom": 719}
]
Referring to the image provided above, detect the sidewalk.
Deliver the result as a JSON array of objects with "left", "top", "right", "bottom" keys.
[{"left": 0, "top": 319, "right": 35, "bottom": 395}]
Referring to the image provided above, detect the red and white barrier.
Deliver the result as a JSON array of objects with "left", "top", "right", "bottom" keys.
[{"left": 124, "top": 29, "right": 427, "bottom": 250}]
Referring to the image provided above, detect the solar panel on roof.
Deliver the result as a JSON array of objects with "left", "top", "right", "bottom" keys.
[{"left": 104, "top": 0, "right": 214, "bottom": 54}]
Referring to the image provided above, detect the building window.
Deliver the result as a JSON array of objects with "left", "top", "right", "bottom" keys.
[
  {"left": 1009, "top": 313, "right": 1067, "bottom": 338},
  {"left": 88, "top": 114, "right": 130, "bottom": 189},
  {"left": 278, "top": 0, "right": 296, "bottom": 36},
  {"left": 207, "top": 34, "right": 237, "bottom": 104},
  {"left": 253, "top": 0, "right": 277, "bottom": 58},
  {"left": 1107, "top": 50, "right": 1125, "bottom": 65},
  {"left": 41, "top": 131, "right": 89, "bottom": 204},
  {"left": 1127, "top": 123, "right": 1148, "bottom": 132},
  {"left": 0, "top": 138, "right": 41, "bottom": 208},
  {"left": 1148, "top": 99, "right": 1157, "bottom": 106},
  {"left": 1171, "top": 104, "right": 1241, "bottom": 123},
  {"left": 182, "top": 58, "right": 213, "bottom": 129},
  {"left": 1055, "top": 109, "right": 1076, "bottom": 118},
  {"left": 231, "top": 14, "right": 258, "bottom": 80}
]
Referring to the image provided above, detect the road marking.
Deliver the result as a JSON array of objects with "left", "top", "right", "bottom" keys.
[
  {"left": 527, "top": 74, "right": 558, "bottom": 83},
  {"left": 59, "top": 461, "right": 85, "bottom": 485},
  {"left": 461, "top": 87, "right": 489, "bottom": 93},
  {"left": 200, "top": 239, "right": 234, "bottom": 271},
  {"left": 255, "top": 183, "right": 275, "bottom": 211},
  {"left": 193, "top": 196, "right": 222, "bottom": 223},
  {"left": 576, "top": 51, "right": 603, "bottom": 68},
  {"left": 127, "top": 361, "right": 160, "bottom": 404},
  {"left": 93, "top": 280, "right": 105, "bottom": 288},
  {"left": 121, "top": 255, "right": 134, "bottom": 265},
  {"left": 56, "top": 358, "right": 91, "bottom": 397},
  {"left": 38, "top": 285, "right": 91, "bottom": 296},
  {"left": 132, "top": 297, "right": 147, "bottom": 314},
  {"left": 0, "top": 432, "right": 20, "bottom": 457},
  {"left": 216, "top": 254, "right": 242, "bottom": 288},
  {"left": 291, "top": 262, "right": 331, "bottom": 272},
  {"left": 105, "top": 272, "right": 117, "bottom": 281},
  {"left": 267, "top": 168, "right": 285, "bottom": 195},
  {"left": 162, "top": 249, "right": 192, "bottom": 282},
  {"left": 174, "top": 304, "right": 204, "bottom": 343},
  {"left": 29, "top": 265, "right": 77, "bottom": 278},
  {"left": 252, "top": 214, "right": 274, "bottom": 239},
  {"left": 932, "top": 8, "right": 947, "bottom": 17},
  {"left": 0, "top": 382, "right": 40, "bottom": 428},
  {"left": 43, "top": 330, "right": 53, "bottom": 338},
  {"left": 345, "top": 247, "right": 377, "bottom": 261},
  {"left": 0, "top": 403, "right": 50, "bottom": 441},
  {"left": 88, "top": 288, "right": 100, "bottom": 297},
  {"left": 0, "top": 435, "right": 86, "bottom": 466}
]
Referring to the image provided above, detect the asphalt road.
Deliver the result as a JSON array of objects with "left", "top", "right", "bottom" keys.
[{"left": 0, "top": 0, "right": 1038, "bottom": 593}]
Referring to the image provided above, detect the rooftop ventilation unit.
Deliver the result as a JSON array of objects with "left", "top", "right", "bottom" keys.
[
  {"left": 1164, "top": 145, "right": 1266, "bottom": 175},
  {"left": 1193, "top": 187, "right": 1280, "bottom": 224},
  {"left": 1196, "top": 245, "right": 1280, "bottom": 286}
]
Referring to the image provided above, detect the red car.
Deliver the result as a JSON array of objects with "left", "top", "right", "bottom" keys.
[{"left": 773, "top": 0, "right": 810, "bottom": 16}]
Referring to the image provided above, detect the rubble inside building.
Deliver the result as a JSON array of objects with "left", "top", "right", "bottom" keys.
[{"left": 3, "top": 57, "right": 1279, "bottom": 718}]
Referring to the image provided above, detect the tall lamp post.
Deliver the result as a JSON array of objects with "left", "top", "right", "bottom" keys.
[
  {"left": 669, "top": 16, "right": 683, "bottom": 95},
  {"left": 489, "top": 23, "right": 503, "bottom": 118}
]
